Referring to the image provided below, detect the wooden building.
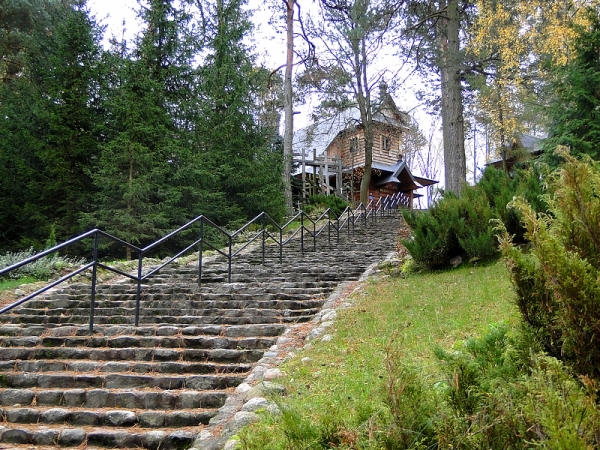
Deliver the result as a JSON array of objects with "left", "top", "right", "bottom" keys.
[{"left": 293, "top": 86, "right": 437, "bottom": 209}]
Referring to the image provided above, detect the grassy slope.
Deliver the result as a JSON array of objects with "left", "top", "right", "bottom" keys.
[{"left": 239, "top": 262, "right": 518, "bottom": 448}]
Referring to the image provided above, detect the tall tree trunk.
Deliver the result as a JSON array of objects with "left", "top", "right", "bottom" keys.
[
  {"left": 359, "top": 122, "right": 373, "bottom": 205},
  {"left": 438, "top": 0, "right": 466, "bottom": 194},
  {"left": 282, "top": 0, "right": 294, "bottom": 214},
  {"left": 356, "top": 36, "right": 372, "bottom": 205}
]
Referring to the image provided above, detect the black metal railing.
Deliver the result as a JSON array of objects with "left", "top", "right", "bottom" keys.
[{"left": 0, "top": 194, "right": 404, "bottom": 332}]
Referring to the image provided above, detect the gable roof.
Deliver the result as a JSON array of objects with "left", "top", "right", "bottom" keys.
[
  {"left": 371, "top": 159, "right": 437, "bottom": 192},
  {"left": 293, "top": 86, "right": 410, "bottom": 161}
]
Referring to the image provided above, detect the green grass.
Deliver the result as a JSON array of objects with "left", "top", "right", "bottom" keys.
[
  {"left": 238, "top": 262, "right": 518, "bottom": 448},
  {"left": 0, "top": 277, "right": 37, "bottom": 291}
]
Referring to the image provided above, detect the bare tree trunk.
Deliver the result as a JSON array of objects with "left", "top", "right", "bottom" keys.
[
  {"left": 282, "top": 0, "right": 294, "bottom": 214},
  {"left": 438, "top": 0, "right": 466, "bottom": 194},
  {"left": 356, "top": 34, "right": 372, "bottom": 205},
  {"left": 359, "top": 124, "right": 373, "bottom": 205}
]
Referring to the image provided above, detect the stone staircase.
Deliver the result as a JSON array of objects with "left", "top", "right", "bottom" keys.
[{"left": 0, "top": 214, "right": 401, "bottom": 449}]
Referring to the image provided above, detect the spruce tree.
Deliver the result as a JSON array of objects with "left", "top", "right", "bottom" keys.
[
  {"left": 0, "top": 0, "right": 104, "bottom": 250},
  {"left": 197, "top": 0, "right": 285, "bottom": 225},
  {"left": 544, "top": 9, "right": 600, "bottom": 161}
]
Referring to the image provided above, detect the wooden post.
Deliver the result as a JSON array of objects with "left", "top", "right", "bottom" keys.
[{"left": 409, "top": 190, "right": 414, "bottom": 210}]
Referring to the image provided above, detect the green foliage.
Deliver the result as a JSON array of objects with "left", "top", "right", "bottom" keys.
[
  {"left": 431, "top": 326, "right": 600, "bottom": 449},
  {"left": 0, "top": 0, "right": 286, "bottom": 256},
  {"left": 498, "top": 148, "right": 600, "bottom": 379},
  {"left": 303, "top": 195, "right": 348, "bottom": 219},
  {"left": 0, "top": 0, "right": 104, "bottom": 251},
  {"left": 544, "top": 8, "right": 600, "bottom": 161},
  {"left": 402, "top": 196, "right": 462, "bottom": 269},
  {"left": 383, "top": 343, "right": 436, "bottom": 449},
  {"left": 402, "top": 166, "right": 546, "bottom": 269},
  {"left": 0, "top": 249, "right": 85, "bottom": 281}
]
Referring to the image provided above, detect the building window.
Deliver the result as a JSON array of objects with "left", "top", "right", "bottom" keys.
[
  {"left": 349, "top": 137, "right": 358, "bottom": 153},
  {"left": 381, "top": 135, "right": 391, "bottom": 154}
]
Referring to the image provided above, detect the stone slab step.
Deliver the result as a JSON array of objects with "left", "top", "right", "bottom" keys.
[
  {"left": 0, "top": 323, "right": 286, "bottom": 338},
  {"left": 0, "top": 372, "right": 244, "bottom": 390},
  {"left": 0, "top": 311, "right": 317, "bottom": 325},
  {"left": 0, "top": 359, "right": 252, "bottom": 375},
  {"left": 0, "top": 405, "right": 215, "bottom": 427},
  {"left": 0, "top": 424, "right": 197, "bottom": 449},
  {"left": 0, "top": 334, "right": 276, "bottom": 350},
  {"left": 15, "top": 304, "right": 325, "bottom": 318},
  {"left": 0, "top": 346, "right": 264, "bottom": 363},
  {"left": 0, "top": 387, "right": 227, "bottom": 410},
  {"left": 25, "top": 293, "right": 326, "bottom": 309}
]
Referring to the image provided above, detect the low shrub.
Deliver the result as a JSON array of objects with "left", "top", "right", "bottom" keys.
[
  {"left": 431, "top": 325, "right": 600, "bottom": 449},
  {"left": 303, "top": 194, "right": 348, "bottom": 219},
  {"left": 498, "top": 147, "right": 600, "bottom": 379},
  {"left": 402, "top": 166, "right": 546, "bottom": 269},
  {"left": 0, "top": 248, "right": 85, "bottom": 281}
]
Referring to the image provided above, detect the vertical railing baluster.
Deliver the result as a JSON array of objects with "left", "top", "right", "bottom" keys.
[
  {"left": 327, "top": 209, "right": 331, "bottom": 246},
  {"left": 262, "top": 213, "right": 266, "bottom": 265},
  {"left": 89, "top": 231, "right": 99, "bottom": 335},
  {"left": 279, "top": 225, "right": 283, "bottom": 264},
  {"left": 228, "top": 234, "right": 232, "bottom": 283},
  {"left": 198, "top": 219, "right": 204, "bottom": 287},
  {"left": 301, "top": 212, "right": 305, "bottom": 254},
  {"left": 135, "top": 251, "right": 143, "bottom": 327}
]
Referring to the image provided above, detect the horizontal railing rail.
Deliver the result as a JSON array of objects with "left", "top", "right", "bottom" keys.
[{"left": 0, "top": 193, "right": 404, "bottom": 332}]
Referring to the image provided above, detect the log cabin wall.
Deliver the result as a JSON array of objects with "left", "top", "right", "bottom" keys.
[{"left": 324, "top": 122, "right": 404, "bottom": 168}]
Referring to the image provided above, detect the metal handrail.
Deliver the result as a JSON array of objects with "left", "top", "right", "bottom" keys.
[{"left": 0, "top": 194, "right": 403, "bottom": 332}]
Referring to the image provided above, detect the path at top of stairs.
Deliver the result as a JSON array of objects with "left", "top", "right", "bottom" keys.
[{"left": 0, "top": 214, "right": 402, "bottom": 449}]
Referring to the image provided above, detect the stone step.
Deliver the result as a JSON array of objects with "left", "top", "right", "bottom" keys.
[
  {"left": 0, "top": 372, "right": 244, "bottom": 390},
  {"left": 0, "top": 323, "right": 286, "bottom": 338},
  {"left": 0, "top": 334, "right": 276, "bottom": 350},
  {"left": 16, "top": 300, "right": 326, "bottom": 317},
  {"left": 0, "top": 359, "right": 252, "bottom": 375},
  {"left": 0, "top": 424, "right": 198, "bottom": 449},
  {"left": 0, "top": 310, "right": 318, "bottom": 325},
  {"left": 0, "top": 387, "right": 228, "bottom": 410},
  {"left": 0, "top": 405, "right": 216, "bottom": 427},
  {"left": 0, "top": 346, "right": 264, "bottom": 363},
  {"left": 27, "top": 292, "right": 326, "bottom": 309}
]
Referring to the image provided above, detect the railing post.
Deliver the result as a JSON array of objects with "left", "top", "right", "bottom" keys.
[
  {"left": 313, "top": 216, "right": 317, "bottom": 252},
  {"left": 301, "top": 212, "right": 305, "bottom": 254},
  {"left": 261, "top": 213, "right": 266, "bottom": 265},
  {"left": 198, "top": 219, "right": 204, "bottom": 287},
  {"left": 279, "top": 225, "right": 283, "bottom": 264},
  {"left": 89, "top": 231, "right": 99, "bottom": 334},
  {"left": 327, "top": 209, "right": 331, "bottom": 246},
  {"left": 135, "top": 251, "right": 143, "bottom": 327},
  {"left": 228, "top": 234, "right": 233, "bottom": 283}
]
